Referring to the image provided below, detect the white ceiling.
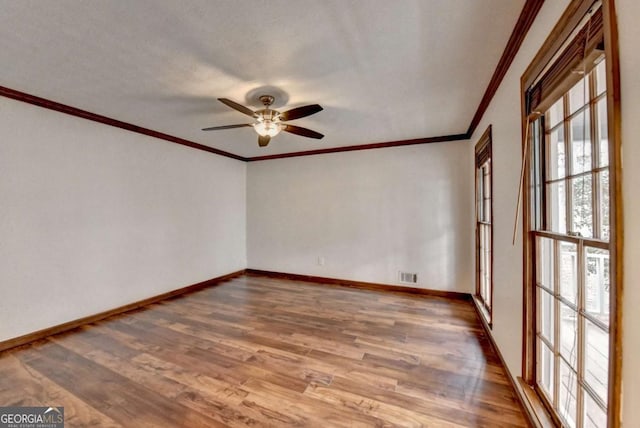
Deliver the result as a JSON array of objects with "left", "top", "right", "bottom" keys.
[{"left": 0, "top": 0, "right": 524, "bottom": 159}]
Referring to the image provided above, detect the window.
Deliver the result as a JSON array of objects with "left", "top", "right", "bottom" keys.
[
  {"left": 475, "top": 127, "right": 492, "bottom": 325},
  {"left": 531, "top": 62, "right": 609, "bottom": 428},
  {"left": 522, "top": 2, "right": 620, "bottom": 427}
]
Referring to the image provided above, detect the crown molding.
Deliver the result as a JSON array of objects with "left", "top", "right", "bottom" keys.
[
  {"left": 245, "top": 133, "right": 469, "bottom": 161},
  {"left": 0, "top": 85, "right": 248, "bottom": 162},
  {"left": 466, "top": 0, "right": 545, "bottom": 137}
]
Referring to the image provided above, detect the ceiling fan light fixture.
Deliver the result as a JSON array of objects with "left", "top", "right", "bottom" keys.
[
  {"left": 203, "top": 96, "right": 323, "bottom": 146},
  {"left": 253, "top": 120, "right": 283, "bottom": 137}
]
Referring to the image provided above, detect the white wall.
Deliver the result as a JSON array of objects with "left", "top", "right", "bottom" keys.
[
  {"left": 469, "top": 0, "right": 640, "bottom": 426},
  {"left": 468, "top": 0, "right": 572, "bottom": 379},
  {"left": 247, "top": 141, "right": 473, "bottom": 293},
  {"left": 617, "top": 0, "right": 640, "bottom": 425},
  {"left": 0, "top": 97, "right": 246, "bottom": 341}
]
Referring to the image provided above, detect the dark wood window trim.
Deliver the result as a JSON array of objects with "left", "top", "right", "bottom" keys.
[
  {"left": 474, "top": 126, "right": 494, "bottom": 327},
  {"left": 520, "top": 0, "right": 622, "bottom": 426}
]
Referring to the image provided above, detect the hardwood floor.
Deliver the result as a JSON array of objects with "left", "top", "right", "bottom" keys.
[{"left": 0, "top": 275, "right": 528, "bottom": 427}]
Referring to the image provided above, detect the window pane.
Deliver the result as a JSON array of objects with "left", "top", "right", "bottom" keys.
[
  {"left": 479, "top": 162, "right": 491, "bottom": 223},
  {"left": 547, "top": 98, "right": 564, "bottom": 129},
  {"left": 559, "top": 358, "right": 578, "bottom": 428},
  {"left": 537, "top": 340, "right": 555, "bottom": 401},
  {"left": 571, "top": 174, "right": 593, "bottom": 238},
  {"left": 484, "top": 162, "right": 491, "bottom": 197},
  {"left": 571, "top": 108, "right": 592, "bottom": 174},
  {"left": 548, "top": 181, "right": 567, "bottom": 234},
  {"left": 484, "top": 197, "right": 490, "bottom": 223},
  {"left": 481, "top": 224, "right": 491, "bottom": 305},
  {"left": 538, "top": 287, "right": 554, "bottom": 343},
  {"left": 595, "top": 60, "right": 607, "bottom": 96},
  {"left": 559, "top": 242, "right": 578, "bottom": 304},
  {"left": 479, "top": 226, "right": 486, "bottom": 279},
  {"left": 536, "top": 237, "right": 555, "bottom": 290},
  {"left": 599, "top": 171, "right": 610, "bottom": 241},
  {"left": 548, "top": 126, "right": 566, "bottom": 180},
  {"left": 584, "top": 391, "right": 607, "bottom": 428},
  {"left": 531, "top": 117, "right": 544, "bottom": 230},
  {"left": 585, "top": 247, "right": 610, "bottom": 326},
  {"left": 569, "top": 76, "right": 587, "bottom": 114},
  {"left": 585, "top": 319, "right": 609, "bottom": 404},
  {"left": 597, "top": 97, "right": 609, "bottom": 167},
  {"left": 476, "top": 169, "right": 483, "bottom": 219},
  {"left": 560, "top": 303, "right": 578, "bottom": 367}
]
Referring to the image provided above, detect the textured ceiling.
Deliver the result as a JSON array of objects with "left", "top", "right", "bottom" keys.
[{"left": 0, "top": 0, "right": 524, "bottom": 158}]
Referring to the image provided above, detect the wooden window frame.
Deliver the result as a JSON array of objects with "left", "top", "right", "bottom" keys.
[
  {"left": 520, "top": 1, "right": 622, "bottom": 426},
  {"left": 475, "top": 126, "right": 494, "bottom": 327}
]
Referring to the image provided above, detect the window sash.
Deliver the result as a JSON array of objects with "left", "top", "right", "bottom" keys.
[
  {"left": 529, "top": 57, "right": 611, "bottom": 428},
  {"left": 534, "top": 231, "right": 609, "bottom": 427}
]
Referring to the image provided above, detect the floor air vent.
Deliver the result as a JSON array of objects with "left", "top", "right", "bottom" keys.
[{"left": 399, "top": 272, "right": 418, "bottom": 284}]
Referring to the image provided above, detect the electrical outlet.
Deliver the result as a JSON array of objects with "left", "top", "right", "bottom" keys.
[{"left": 317, "top": 256, "right": 325, "bottom": 266}]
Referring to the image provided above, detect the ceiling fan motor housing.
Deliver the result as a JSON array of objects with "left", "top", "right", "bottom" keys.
[{"left": 259, "top": 95, "right": 275, "bottom": 107}]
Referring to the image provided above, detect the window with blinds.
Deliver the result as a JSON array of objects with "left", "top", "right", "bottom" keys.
[{"left": 522, "top": 3, "right": 615, "bottom": 427}]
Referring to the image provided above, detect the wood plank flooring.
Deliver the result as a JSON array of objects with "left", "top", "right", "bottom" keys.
[{"left": 0, "top": 274, "right": 528, "bottom": 427}]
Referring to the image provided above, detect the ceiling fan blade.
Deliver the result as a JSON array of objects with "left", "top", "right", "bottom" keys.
[
  {"left": 283, "top": 124, "right": 324, "bottom": 139},
  {"left": 218, "top": 98, "right": 258, "bottom": 118},
  {"left": 258, "top": 135, "right": 271, "bottom": 147},
  {"left": 279, "top": 104, "right": 323, "bottom": 121},
  {"left": 201, "top": 124, "right": 252, "bottom": 131}
]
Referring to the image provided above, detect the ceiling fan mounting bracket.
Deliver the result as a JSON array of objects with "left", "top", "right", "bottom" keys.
[{"left": 259, "top": 95, "right": 275, "bottom": 107}]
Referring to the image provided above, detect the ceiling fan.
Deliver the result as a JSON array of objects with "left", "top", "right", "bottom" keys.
[{"left": 202, "top": 95, "right": 324, "bottom": 147}]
